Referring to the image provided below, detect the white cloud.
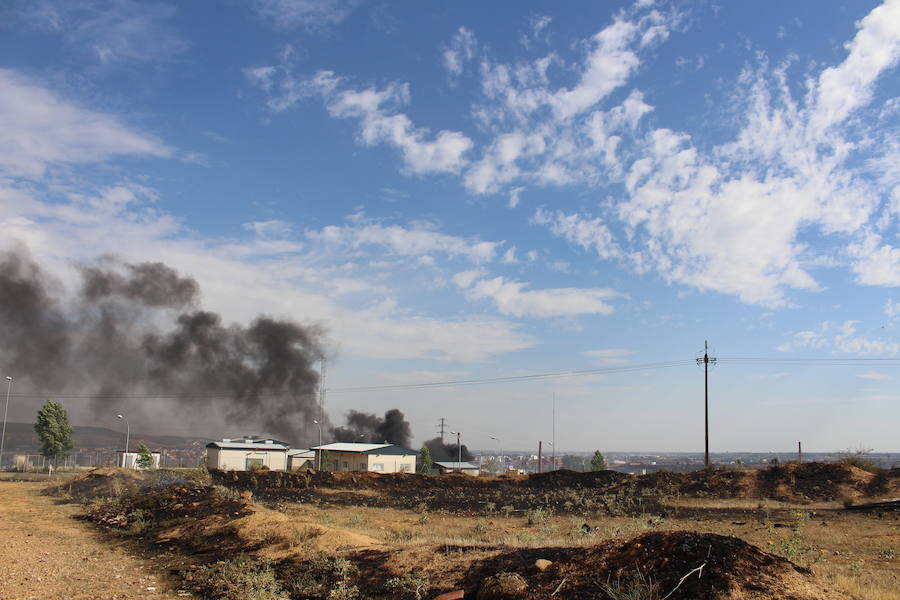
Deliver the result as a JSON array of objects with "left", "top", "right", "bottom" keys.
[
  {"left": 253, "top": 0, "right": 360, "bottom": 31},
  {"left": 20, "top": 0, "right": 187, "bottom": 65},
  {"left": 457, "top": 274, "right": 618, "bottom": 318},
  {"left": 0, "top": 69, "right": 173, "bottom": 178},
  {"left": 857, "top": 372, "right": 891, "bottom": 380},
  {"left": 464, "top": 6, "right": 672, "bottom": 195},
  {"left": 451, "top": 269, "right": 486, "bottom": 289},
  {"left": 615, "top": 1, "right": 900, "bottom": 305},
  {"left": 584, "top": 348, "right": 636, "bottom": 365},
  {"left": 443, "top": 27, "right": 477, "bottom": 81},
  {"left": 245, "top": 64, "right": 473, "bottom": 174},
  {"left": 308, "top": 221, "right": 502, "bottom": 264},
  {"left": 532, "top": 208, "right": 622, "bottom": 261},
  {"left": 779, "top": 320, "right": 900, "bottom": 355},
  {"left": 327, "top": 82, "right": 474, "bottom": 174},
  {"left": 885, "top": 299, "right": 900, "bottom": 319},
  {"left": 848, "top": 232, "right": 900, "bottom": 286},
  {"left": 244, "top": 220, "right": 293, "bottom": 238}
]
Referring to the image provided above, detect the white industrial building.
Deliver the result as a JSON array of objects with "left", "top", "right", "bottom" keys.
[
  {"left": 311, "top": 442, "right": 418, "bottom": 473},
  {"left": 205, "top": 438, "right": 289, "bottom": 471}
]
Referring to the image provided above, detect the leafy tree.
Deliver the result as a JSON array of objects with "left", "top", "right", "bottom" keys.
[
  {"left": 590, "top": 450, "right": 607, "bottom": 471},
  {"left": 419, "top": 444, "right": 433, "bottom": 474},
  {"left": 481, "top": 455, "right": 498, "bottom": 475},
  {"left": 135, "top": 442, "right": 154, "bottom": 469},
  {"left": 34, "top": 400, "right": 73, "bottom": 466}
]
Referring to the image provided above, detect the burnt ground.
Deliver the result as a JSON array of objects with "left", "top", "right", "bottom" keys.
[{"left": 29, "top": 464, "right": 900, "bottom": 599}]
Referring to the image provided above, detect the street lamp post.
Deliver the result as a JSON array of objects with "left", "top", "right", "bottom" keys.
[
  {"left": 0, "top": 376, "right": 12, "bottom": 470},
  {"left": 489, "top": 435, "right": 501, "bottom": 473},
  {"left": 313, "top": 420, "right": 323, "bottom": 469},
  {"left": 116, "top": 414, "right": 130, "bottom": 468},
  {"left": 449, "top": 431, "right": 462, "bottom": 465}
]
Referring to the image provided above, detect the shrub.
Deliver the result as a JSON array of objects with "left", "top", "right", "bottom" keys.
[
  {"left": 525, "top": 506, "right": 550, "bottom": 526},
  {"left": 191, "top": 555, "right": 287, "bottom": 600},
  {"left": 385, "top": 571, "right": 430, "bottom": 600}
]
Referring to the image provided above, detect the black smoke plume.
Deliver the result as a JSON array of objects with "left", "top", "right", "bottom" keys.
[
  {"left": 424, "top": 437, "right": 474, "bottom": 462},
  {"left": 331, "top": 409, "right": 412, "bottom": 448},
  {"left": 0, "top": 245, "right": 325, "bottom": 443}
]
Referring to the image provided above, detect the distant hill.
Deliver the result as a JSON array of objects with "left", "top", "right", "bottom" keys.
[{"left": 0, "top": 422, "right": 210, "bottom": 453}]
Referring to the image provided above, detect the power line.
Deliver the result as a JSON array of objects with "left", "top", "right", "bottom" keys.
[{"left": 5, "top": 356, "right": 899, "bottom": 400}]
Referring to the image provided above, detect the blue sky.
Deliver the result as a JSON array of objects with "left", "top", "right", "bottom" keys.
[{"left": 2, "top": 0, "right": 899, "bottom": 452}]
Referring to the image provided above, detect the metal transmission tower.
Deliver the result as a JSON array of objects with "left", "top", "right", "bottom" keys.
[
  {"left": 696, "top": 341, "right": 717, "bottom": 468},
  {"left": 438, "top": 418, "right": 447, "bottom": 444}
]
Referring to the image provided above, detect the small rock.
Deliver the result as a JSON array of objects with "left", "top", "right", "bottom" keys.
[
  {"left": 240, "top": 490, "right": 253, "bottom": 500},
  {"left": 477, "top": 572, "right": 527, "bottom": 600},
  {"left": 534, "top": 559, "right": 553, "bottom": 572}
]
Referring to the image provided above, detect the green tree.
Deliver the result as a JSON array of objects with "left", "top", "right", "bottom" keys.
[
  {"left": 135, "top": 442, "right": 154, "bottom": 469},
  {"left": 419, "top": 444, "right": 433, "bottom": 474},
  {"left": 34, "top": 400, "right": 73, "bottom": 466},
  {"left": 590, "top": 450, "right": 607, "bottom": 471}
]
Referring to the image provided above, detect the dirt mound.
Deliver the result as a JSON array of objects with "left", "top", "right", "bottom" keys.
[
  {"left": 45, "top": 466, "right": 146, "bottom": 499},
  {"left": 754, "top": 462, "right": 886, "bottom": 501},
  {"left": 524, "top": 469, "right": 630, "bottom": 489},
  {"left": 466, "top": 531, "right": 846, "bottom": 599}
]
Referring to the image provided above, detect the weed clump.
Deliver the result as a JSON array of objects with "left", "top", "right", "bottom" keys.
[{"left": 190, "top": 554, "right": 287, "bottom": 600}]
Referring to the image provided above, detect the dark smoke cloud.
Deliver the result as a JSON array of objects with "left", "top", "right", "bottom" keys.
[
  {"left": 331, "top": 408, "right": 412, "bottom": 448},
  {"left": 424, "top": 436, "right": 474, "bottom": 462},
  {"left": 0, "top": 245, "right": 325, "bottom": 443}
]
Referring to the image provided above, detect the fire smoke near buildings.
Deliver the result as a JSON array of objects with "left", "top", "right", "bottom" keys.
[{"left": 0, "top": 245, "right": 325, "bottom": 443}]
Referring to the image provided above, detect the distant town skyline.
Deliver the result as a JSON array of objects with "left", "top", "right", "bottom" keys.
[{"left": 1, "top": 1, "right": 899, "bottom": 452}]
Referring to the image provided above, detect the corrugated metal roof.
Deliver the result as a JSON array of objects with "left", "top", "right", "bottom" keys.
[
  {"left": 288, "top": 449, "right": 315, "bottom": 457},
  {"left": 206, "top": 440, "right": 289, "bottom": 451},
  {"left": 435, "top": 461, "right": 479, "bottom": 469},
  {"left": 311, "top": 443, "right": 390, "bottom": 452}
]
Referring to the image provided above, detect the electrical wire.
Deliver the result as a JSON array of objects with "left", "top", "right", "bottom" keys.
[{"left": 7, "top": 356, "right": 899, "bottom": 399}]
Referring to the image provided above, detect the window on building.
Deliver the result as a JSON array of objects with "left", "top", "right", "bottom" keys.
[
  {"left": 398, "top": 463, "right": 411, "bottom": 472},
  {"left": 343, "top": 461, "right": 349, "bottom": 470},
  {"left": 245, "top": 458, "right": 264, "bottom": 470},
  {"left": 371, "top": 463, "right": 384, "bottom": 471},
  {"left": 359, "top": 463, "right": 366, "bottom": 470}
]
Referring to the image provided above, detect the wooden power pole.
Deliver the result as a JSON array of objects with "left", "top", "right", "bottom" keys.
[{"left": 696, "top": 341, "right": 717, "bottom": 468}]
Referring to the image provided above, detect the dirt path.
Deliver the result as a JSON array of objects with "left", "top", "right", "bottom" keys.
[{"left": 0, "top": 482, "right": 188, "bottom": 600}]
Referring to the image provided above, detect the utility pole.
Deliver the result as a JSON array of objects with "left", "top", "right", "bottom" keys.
[
  {"left": 538, "top": 441, "right": 542, "bottom": 474},
  {"left": 319, "top": 358, "right": 327, "bottom": 434},
  {"left": 438, "top": 418, "right": 447, "bottom": 445},
  {"left": 552, "top": 393, "right": 556, "bottom": 472},
  {"left": 696, "top": 340, "right": 717, "bottom": 468},
  {"left": 798, "top": 441, "right": 802, "bottom": 464},
  {"left": 449, "top": 431, "right": 461, "bottom": 465}
]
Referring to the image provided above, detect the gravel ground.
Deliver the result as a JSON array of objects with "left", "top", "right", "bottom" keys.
[{"left": 0, "top": 481, "right": 189, "bottom": 600}]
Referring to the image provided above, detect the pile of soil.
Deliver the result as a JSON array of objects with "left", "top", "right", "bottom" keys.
[
  {"left": 44, "top": 466, "right": 147, "bottom": 499},
  {"left": 464, "top": 531, "right": 847, "bottom": 599},
  {"left": 211, "top": 463, "right": 899, "bottom": 515},
  {"left": 752, "top": 462, "right": 894, "bottom": 502}
]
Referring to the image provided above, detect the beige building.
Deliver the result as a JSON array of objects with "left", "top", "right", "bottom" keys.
[
  {"left": 435, "top": 461, "right": 481, "bottom": 476},
  {"left": 206, "top": 438, "right": 289, "bottom": 471},
  {"left": 312, "top": 442, "right": 417, "bottom": 473}
]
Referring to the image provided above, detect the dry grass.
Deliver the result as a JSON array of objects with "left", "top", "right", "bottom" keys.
[
  {"left": 271, "top": 491, "right": 899, "bottom": 598},
  {"left": 818, "top": 562, "right": 899, "bottom": 600}
]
